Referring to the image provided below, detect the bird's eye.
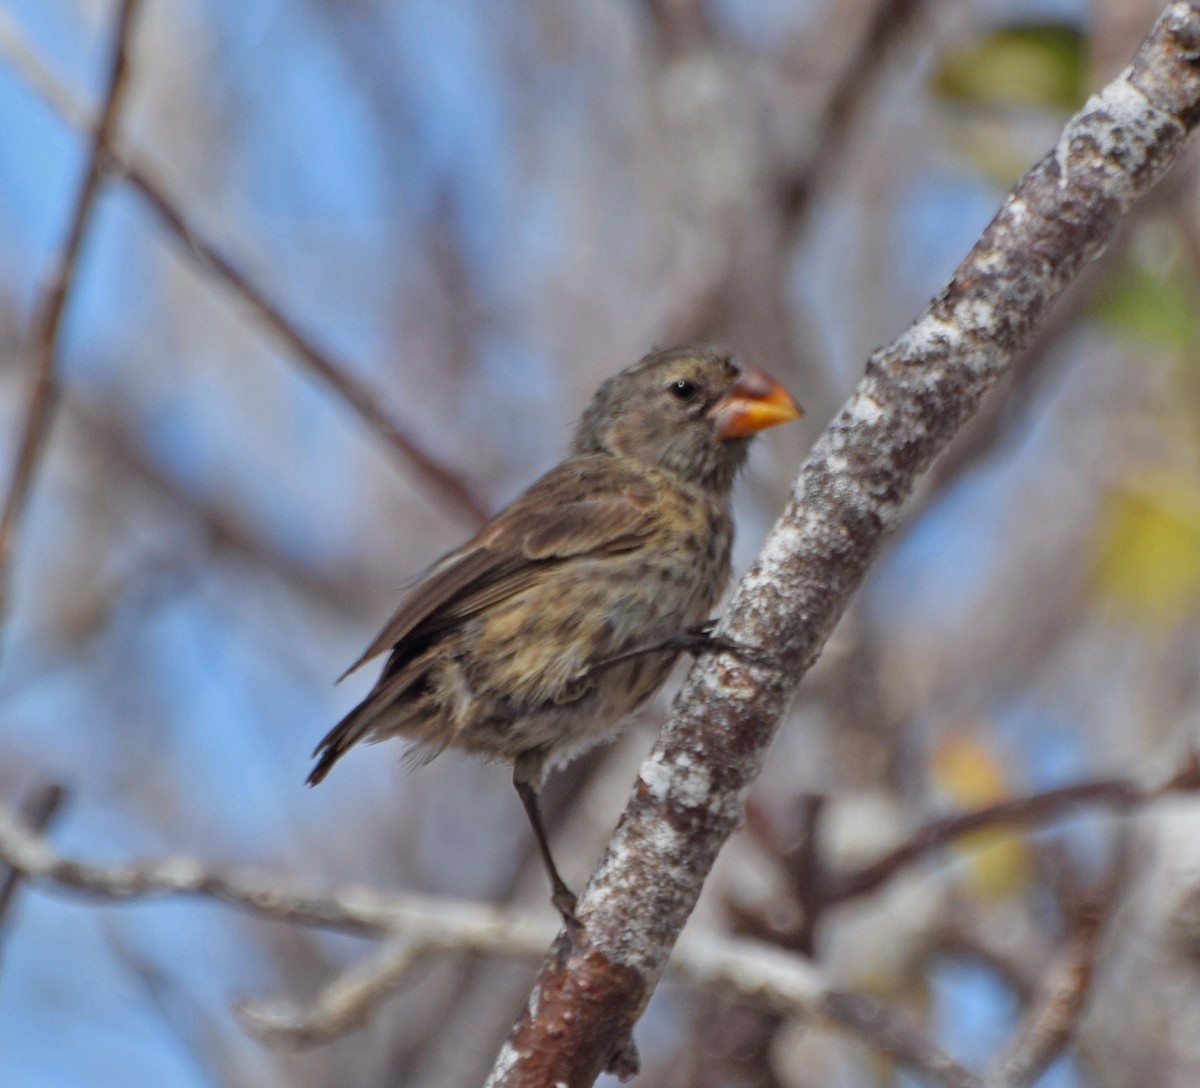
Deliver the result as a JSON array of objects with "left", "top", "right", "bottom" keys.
[{"left": 668, "top": 378, "right": 697, "bottom": 402}]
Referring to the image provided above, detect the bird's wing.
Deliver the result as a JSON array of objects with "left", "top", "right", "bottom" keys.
[{"left": 338, "top": 460, "right": 660, "bottom": 680}]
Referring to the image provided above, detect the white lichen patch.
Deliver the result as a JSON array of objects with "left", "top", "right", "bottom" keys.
[
  {"left": 483, "top": 1040, "right": 519, "bottom": 1086},
  {"left": 157, "top": 857, "right": 205, "bottom": 888},
  {"left": 948, "top": 295, "right": 998, "bottom": 337},
  {"left": 676, "top": 754, "right": 714, "bottom": 809},
  {"left": 586, "top": 818, "right": 699, "bottom": 971},
  {"left": 846, "top": 391, "right": 884, "bottom": 424},
  {"left": 1005, "top": 195, "right": 1031, "bottom": 226},
  {"left": 639, "top": 755, "right": 671, "bottom": 802},
  {"left": 895, "top": 318, "right": 962, "bottom": 361},
  {"left": 640, "top": 751, "right": 712, "bottom": 809},
  {"left": 1055, "top": 75, "right": 1174, "bottom": 194},
  {"left": 825, "top": 451, "right": 852, "bottom": 476}
]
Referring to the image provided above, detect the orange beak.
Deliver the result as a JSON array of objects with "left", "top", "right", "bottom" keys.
[{"left": 708, "top": 368, "right": 803, "bottom": 440}]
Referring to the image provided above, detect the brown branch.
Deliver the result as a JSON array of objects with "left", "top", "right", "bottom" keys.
[
  {"left": 0, "top": 17, "right": 489, "bottom": 530},
  {"left": 112, "top": 166, "right": 490, "bottom": 527},
  {"left": 825, "top": 754, "right": 1200, "bottom": 907},
  {"left": 70, "top": 398, "right": 371, "bottom": 617},
  {"left": 0, "top": 0, "right": 141, "bottom": 601},
  {"left": 780, "top": 0, "right": 928, "bottom": 237},
  {"left": 823, "top": 991, "right": 983, "bottom": 1088},
  {"left": 987, "top": 894, "right": 1115, "bottom": 1087},
  {"left": 926, "top": 898, "right": 1051, "bottom": 1003},
  {"left": 0, "top": 804, "right": 410, "bottom": 936},
  {"left": 642, "top": 0, "right": 713, "bottom": 55},
  {"left": 730, "top": 752, "right": 1172, "bottom": 967},
  {"left": 655, "top": 0, "right": 931, "bottom": 354},
  {"left": 485, "top": 7, "right": 1200, "bottom": 1084}
]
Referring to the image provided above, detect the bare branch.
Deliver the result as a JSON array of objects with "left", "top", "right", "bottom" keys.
[
  {"left": 823, "top": 991, "right": 983, "bottom": 1088},
  {"left": 780, "top": 0, "right": 929, "bottom": 236},
  {"left": 987, "top": 896, "right": 1114, "bottom": 1088},
  {"left": 70, "top": 398, "right": 370, "bottom": 617},
  {"left": 0, "top": 0, "right": 141, "bottom": 600},
  {"left": 113, "top": 166, "right": 490, "bottom": 527},
  {"left": 826, "top": 754, "right": 1200, "bottom": 907},
  {"left": 0, "top": 14, "right": 489, "bottom": 529},
  {"left": 0, "top": 800, "right": 976, "bottom": 1083},
  {"left": 0, "top": 781, "right": 66, "bottom": 954},
  {"left": 0, "top": 803, "right": 542, "bottom": 941},
  {"left": 234, "top": 938, "right": 427, "bottom": 1048},
  {"left": 485, "top": 7, "right": 1200, "bottom": 1084}
]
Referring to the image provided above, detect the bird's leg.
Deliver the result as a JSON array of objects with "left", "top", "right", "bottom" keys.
[
  {"left": 512, "top": 759, "right": 579, "bottom": 927},
  {"left": 587, "top": 620, "right": 762, "bottom": 676},
  {"left": 683, "top": 618, "right": 748, "bottom": 656}
]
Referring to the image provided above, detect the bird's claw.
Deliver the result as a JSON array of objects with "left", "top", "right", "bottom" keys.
[{"left": 683, "top": 623, "right": 765, "bottom": 664}]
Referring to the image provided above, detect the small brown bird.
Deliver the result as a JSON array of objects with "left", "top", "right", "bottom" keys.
[{"left": 308, "top": 347, "right": 801, "bottom": 920}]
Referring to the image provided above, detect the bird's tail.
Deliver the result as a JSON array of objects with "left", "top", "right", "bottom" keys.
[
  {"left": 307, "top": 662, "right": 424, "bottom": 785},
  {"left": 306, "top": 706, "right": 368, "bottom": 785}
]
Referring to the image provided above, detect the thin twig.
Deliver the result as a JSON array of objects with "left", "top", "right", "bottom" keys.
[
  {"left": 71, "top": 398, "right": 371, "bottom": 617},
  {"left": 114, "top": 166, "right": 490, "bottom": 526},
  {"left": 0, "top": 0, "right": 141, "bottom": 599},
  {"left": 0, "top": 782, "right": 66, "bottom": 955},
  {"left": 826, "top": 755, "right": 1200, "bottom": 906},
  {"left": 0, "top": 803, "right": 464, "bottom": 936},
  {"left": 0, "top": 13, "right": 489, "bottom": 528},
  {"left": 780, "top": 0, "right": 928, "bottom": 237},
  {"left": 823, "top": 990, "right": 984, "bottom": 1088},
  {"left": 986, "top": 894, "right": 1115, "bottom": 1087},
  {"left": 789, "top": 793, "right": 827, "bottom": 956},
  {"left": 234, "top": 937, "right": 427, "bottom": 1048}
]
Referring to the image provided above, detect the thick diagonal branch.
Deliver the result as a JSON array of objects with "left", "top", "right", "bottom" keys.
[{"left": 486, "top": 6, "right": 1200, "bottom": 1085}]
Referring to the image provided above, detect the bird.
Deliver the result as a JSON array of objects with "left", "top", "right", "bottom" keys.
[{"left": 307, "top": 346, "right": 802, "bottom": 922}]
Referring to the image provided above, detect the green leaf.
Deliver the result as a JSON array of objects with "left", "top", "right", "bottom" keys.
[{"left": 1092, "top": 257, "right": 1200, "bottom": 353}]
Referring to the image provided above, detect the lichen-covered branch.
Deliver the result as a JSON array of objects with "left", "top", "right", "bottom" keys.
[{"left": 485, "top": 6, "right": 1200, "bottom": 1084}]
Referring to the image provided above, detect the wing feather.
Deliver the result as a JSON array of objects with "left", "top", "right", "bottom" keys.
[{"left": 338, "top": 458, "right": 660, "bottom": 681}]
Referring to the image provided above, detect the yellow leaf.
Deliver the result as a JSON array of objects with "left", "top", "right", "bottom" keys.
[
  {"left": 1091, "top": 470, "right": 1200, "bottom": 627},
  {"left": 931, "top": 735, "right": 1035, "bottom": 900}
]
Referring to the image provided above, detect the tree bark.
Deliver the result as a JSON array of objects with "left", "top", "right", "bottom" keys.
[{"left": 484, "top": 4, "right": 1200, "bottom": 1085}]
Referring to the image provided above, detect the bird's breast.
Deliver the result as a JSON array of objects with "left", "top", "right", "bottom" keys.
[{"left": 466, "top": 486, "right": 732, "bottom": 711}]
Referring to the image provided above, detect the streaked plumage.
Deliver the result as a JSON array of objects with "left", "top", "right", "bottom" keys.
[{"left": 308, "top": 346, "right": 801, "bottom": 918}]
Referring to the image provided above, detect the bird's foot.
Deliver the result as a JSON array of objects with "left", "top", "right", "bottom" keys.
[
  {"left": 682, "top": 621, "right": 765, "bottom": 664},
  {"left": 587, "top": 623, "right": 764, "bottom": 677}
]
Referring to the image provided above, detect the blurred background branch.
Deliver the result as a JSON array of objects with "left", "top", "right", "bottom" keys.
[
  {"left": 0, "top": 9, "right": 489, "bottom": 528},
  {"left": 0, "top": 0, "right": 140, "bottom": 605}
]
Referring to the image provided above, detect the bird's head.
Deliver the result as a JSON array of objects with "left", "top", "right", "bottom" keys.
[{"left": 572, "top": 347, "right": 802, "bottom": 493}]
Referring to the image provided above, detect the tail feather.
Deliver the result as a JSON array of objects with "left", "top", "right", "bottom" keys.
[
  {"left": 307, "top": 660, "right": 426, "bottom": 785},
  {"left": 306, "top": 704, "right": 370, "bottom": 785}
]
